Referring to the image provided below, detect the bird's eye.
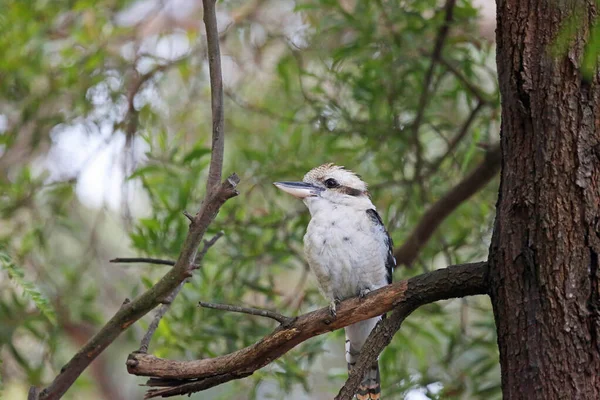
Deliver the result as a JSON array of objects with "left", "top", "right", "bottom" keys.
[{"left": 324, "top": 178, "right": 340, "bottom": 188}]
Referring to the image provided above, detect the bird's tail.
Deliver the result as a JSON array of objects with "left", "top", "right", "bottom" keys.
[
  {"left": 356, "top": 362, "right": 381, "bottom": 400},
  {"left": 345, "top": 317, "right": 382, "bottom": 399}
]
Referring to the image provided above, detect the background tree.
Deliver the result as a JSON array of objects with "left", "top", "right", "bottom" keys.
[{"left": 3, "top": 0, "right": 591, "bottom": 399}]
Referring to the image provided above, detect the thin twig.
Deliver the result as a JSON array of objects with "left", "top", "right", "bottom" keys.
[
  {"left": 138, "top": 281, "right": 186, "bottom": 353},
  {"left": 424, "top": 100, "right": 486, "bottom": 177},
  {"left": 123, "top": 53, "right": 191, "bottom": 143},
  {"left": 183, "top": 210, "right": 195, "bottom": 222},
  {"left": 394, "top": 145, "right": 501, "bottom": 266},
  {"left": 438, "top": 55, "right": 494, "bottom": 105},
  {"left": 198, "top": 301, "right": 293, "bottom": 325},
  {"left": 110, "top": 258, "right": 176, "bottom": 266},
  {"left": 35, "top": 180, "right": 238, "bottom": 400},
  {"left": 203, "top": 0, "right": 225, "bottom": 193},
  {"left": 195, "top": 231, "right": 224, "bottom": 265},
  {"left": 144, "top": 373, "right": 252, "bottom": 399},
  {"left": 411, "top": 0, "right": 457, "bottom": 180},
  {"left": 138, "top": 232, "right": 225, "bottom": 353}
]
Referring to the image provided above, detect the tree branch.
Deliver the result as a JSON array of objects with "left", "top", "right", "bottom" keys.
[
  {"left": 411, "top": 0, "right": 457, "bottom": 179},
  {"left": 424, "top": 100, "right": 486, "bottom": 177},
  {"left": 123, "top": 55, "right": 191, "bottom": 146},
  {"left": 127, "top": 262, "right": 489, "bottom": 398},
  {"left": 203, "top": 0, "right": 225, "bottom": 193},
  {"left": 61, "top": 320, "right": 127, "bottom": 400},
  {"left": 110, "top": 258, "right": 176, "bottom": 266},
  {"left": 335, "top": 263, "right": 489, "bottom": 399},
  {"left": 194, "top": 231, "right": 224, "bottom": 264},
  {"left": 198, "top": 301, "right": 293, "bottom": 325},
  {"left": 182, "top": 210, "right": 195, "bottom": 222},
  {"left": 138, "top": 281, "right": 187, "bottom": 354},
  {"left": 32, "top": 1, "right": 237, "bottom": 397},
  {"left": 394, "top": 145, "right": 501, "bottom": 266},
  {"left": 138, "top": 233, "right": 224, "bottom": 353},
  {"left": 35, "top": 178, "right": 238, "bottom": 400},
  {"left": 438, "top": 55, "right": 495, "bottom": 105}
]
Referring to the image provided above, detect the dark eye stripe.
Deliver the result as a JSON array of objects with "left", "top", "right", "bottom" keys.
[{"left": 339, "top": 186, "right": 363, "bottom": 196}]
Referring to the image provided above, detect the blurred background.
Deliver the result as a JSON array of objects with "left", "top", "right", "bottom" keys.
[{"left": 0, "top": 0, "right": 500, "bottom": 398}]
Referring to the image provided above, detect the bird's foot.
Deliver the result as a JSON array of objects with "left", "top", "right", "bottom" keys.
[
  {"left": 329, "top": 299, "right": 340, "bottom": 318},
  {"left": 359, "top": 288, "right": 371, "bottom": 299}
]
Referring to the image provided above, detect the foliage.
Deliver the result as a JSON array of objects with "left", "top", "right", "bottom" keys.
[
  {"left": 0, "top": 0, "right": 503, "bottom": 399},
  {"left": 0, "top": 252, "right": 57, "bottom": 326}
]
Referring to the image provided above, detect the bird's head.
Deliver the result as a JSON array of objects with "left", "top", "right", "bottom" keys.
[{"left": 274, "top": 164, "right": 372, "bottom": 212}]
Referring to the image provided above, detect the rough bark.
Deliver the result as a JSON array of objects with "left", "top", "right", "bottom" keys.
[
  {"left": 490, "top": 0, "right": 600, "bottom": 398},
  {"left": 126, "top": 262, "right": 489, "bottom": 398}
]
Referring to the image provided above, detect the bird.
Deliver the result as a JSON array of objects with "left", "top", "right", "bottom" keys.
[{"left": 274, "top": 163, "right": 395, "bottom": 400}]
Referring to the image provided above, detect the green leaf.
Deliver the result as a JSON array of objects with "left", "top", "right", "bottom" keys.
[
  {"left": 0, "top": 252, "right": 57, "bottom": 326},
  {"left": 182, "top": 146, "right": 211, "bottom": 164},
  {"left": 127, "top": 165, "right": 162, "bottom": 181}
]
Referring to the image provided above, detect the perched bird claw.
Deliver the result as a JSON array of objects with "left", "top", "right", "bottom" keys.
[
  {"left": 329, "top": 300, "right": 339, "bottom": 318},
  {"left": 359, "top": 288, "right": 371, "bottom": 299}
]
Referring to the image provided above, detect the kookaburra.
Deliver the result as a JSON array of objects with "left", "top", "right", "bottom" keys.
[{"left": 275, "top": 163, "right": 395, "bottom": 400}]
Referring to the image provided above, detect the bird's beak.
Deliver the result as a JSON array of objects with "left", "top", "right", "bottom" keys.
[{"left": 273, "top": 181, "right": 321, "bottom": 199}]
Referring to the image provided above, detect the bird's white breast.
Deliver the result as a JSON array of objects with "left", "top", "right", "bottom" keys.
[{"left": 303, "top": 201, "right": 389, "bottom": 301}]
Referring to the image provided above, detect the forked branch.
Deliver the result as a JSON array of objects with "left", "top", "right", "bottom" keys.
[
  {"left": 127, "top": 262, "right": 489, "bottom": 398},
  {"left": 30, "top": 0, "right": 236, "bottom": 398},
  {"left": 335, "top": 261, "right": 489, "bottom": 399}
]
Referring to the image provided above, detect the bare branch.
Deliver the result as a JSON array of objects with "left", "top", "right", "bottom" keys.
[
  {"left": 425, "top": 100, "right": 486, "bottom": 177},
  {"left": 438, "top": 55, "right": 495, "bottom": 105},
  {"left": 138, "top": 281, "right": 186, "bottom": 354},
  {"left": 195, "top": 231, "right": 224, "bottom": 264},
  {"left": 335, "top": 263, "right": 488, "bottom": 400},
  {"left": 143, "top": 373, "right": 252, "bottom": 399},
  {"left": 183, "top": 210, "right": 195, "bottom": 222},
  {"left": 28, "top": 387, "right": 40, "bottom": 400},
  {"left": 32, "top": 0, "right": 238, "bottom": 396},
  {"left": 127, "top": 262, "right": 489, "bottom": 398},
  {"left": 337, "top": 264, "right": 492, "bottom": 398},
  {"left": 394, "top": 145, "right": 501, "bottom": 266},
  {"left": 35, "top": 175, "right": 238, "bottom": 400},
  {"left": 110, "top": 258, "right": 176, "bottom": 266},
  {"left": 198, "top": 301, "right": 293, "bottom": 325},
  {"left": 411, "top": 0, "right": 457, "bottom": 178},
  {"left": 123, "top": 56, "right": 191, "bottom": 146},
  {"left": 203, "top": 0, "right": 225, "bottom": 193},
  {"left": 60, "top": 320, "right": 127, "bottom": 400},
  {"left": 138, "top": 232, "right": 225, "bottom": 353}
]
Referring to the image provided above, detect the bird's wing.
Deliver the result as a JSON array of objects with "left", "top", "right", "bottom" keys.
[{"left": 366, "top": 209, "right": 395, "bottom": 284}]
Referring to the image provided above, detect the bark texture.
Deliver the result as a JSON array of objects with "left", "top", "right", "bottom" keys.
[
  {"left": 491, "top": 0, "right": 600, "bottom": 398},
  {"left": 127, "top": 263, "right": 489, "bottom": 398}
]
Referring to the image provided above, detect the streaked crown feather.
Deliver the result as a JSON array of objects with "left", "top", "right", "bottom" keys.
[{"left": 303, "top": 163, "right": 367, "bottom": 192}]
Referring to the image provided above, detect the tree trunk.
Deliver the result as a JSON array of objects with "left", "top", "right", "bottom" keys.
[{"left": 490, "top": 0, "right": 600, "bottom": 398}]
